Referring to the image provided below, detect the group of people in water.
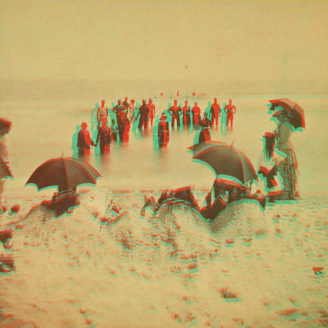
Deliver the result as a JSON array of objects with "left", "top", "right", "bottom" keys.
[{"left": 75, "top": 97, "right": 237, "bottom": 156}]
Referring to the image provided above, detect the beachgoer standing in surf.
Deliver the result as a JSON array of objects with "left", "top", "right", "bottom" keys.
[
  {"left": 97, "top": 100, "right": 108, "bottom": 129},
  {"left": 224, "top": 99, "right": 237, "bottom": 131},
  {"left": 168, "top": 100, "right": 181, "bottom": 128}
]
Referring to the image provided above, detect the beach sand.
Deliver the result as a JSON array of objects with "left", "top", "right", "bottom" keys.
[{"left": 1, "top": 189, "right": 327, "bottom": 328}]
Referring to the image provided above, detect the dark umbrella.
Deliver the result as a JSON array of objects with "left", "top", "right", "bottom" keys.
[
  {"left": 26, "top": 157, "right": 101, "bottom": 192},
  {"left": 0, "top": 158, "right": 13, "bottom": 180},
  {"left": 190, "top": 142, "right": 257, "bottom": 186},
  {"left": 269, "top": 98, "right": 305, "bottom": 130}
]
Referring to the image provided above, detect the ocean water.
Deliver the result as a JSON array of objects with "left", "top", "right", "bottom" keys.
[{"left": 1, "top": 79, "right": 327, "bottom": 199}]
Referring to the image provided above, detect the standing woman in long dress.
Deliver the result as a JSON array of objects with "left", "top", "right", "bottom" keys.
[{"left": 272, "top": 108, "right": 300, "bottom": 200}]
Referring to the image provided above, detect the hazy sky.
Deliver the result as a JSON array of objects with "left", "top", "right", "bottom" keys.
[{"left": 1, "top": 0, "right": 328, "bottom": 82}]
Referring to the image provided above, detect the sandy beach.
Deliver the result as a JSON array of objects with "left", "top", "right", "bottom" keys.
[{"left": 1, "top": 189, "right": 328, "bottom": 328}]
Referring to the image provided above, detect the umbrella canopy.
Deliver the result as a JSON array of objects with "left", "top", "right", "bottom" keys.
[
  {"left": 187, "top": 140, "right": 226, "bottom": 157},
  {"left": 0, "top": 158, "right": 13, "bottom": 180},
  {"left": 26, "top": 157, "right": 101, "bottom": 192},
  {"left": 190, "top": 142, "right": 257, "bottom": 186},
  {"left": 269, "top": 98, "right": 305, "bottom": 130}
]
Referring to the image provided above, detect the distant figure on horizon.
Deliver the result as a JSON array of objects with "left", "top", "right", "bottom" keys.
[
  {"left": 168, "top": 100, "right": 181, "bottom": 128},
  {"left": 224, "top": 99, "right": 237, "bottom": 131},
  {"left": 77, "top": 122, "right": 94, "bottom": 157},
  {"left": 147, "top": 99, "right": 156, "bottom": 126},
  {"left": 97, "top": 100, "right": 108, "bottom": 128},
  {"left": 210, "top": 98, "right": 221, "bottom": 127},
  {"left": 192, "top": 102, "right": 201, "bottom": 126}
]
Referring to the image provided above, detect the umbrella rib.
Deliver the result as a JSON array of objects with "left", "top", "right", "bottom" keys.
[
  {"left": 61, "top": 157, "right": 70, "bottom": 191},
  {"left": 236, "top": 151, "right": 245, "bottom": 184}
]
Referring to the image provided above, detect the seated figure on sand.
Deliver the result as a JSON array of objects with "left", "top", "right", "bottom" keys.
[
  {"left": 42, "top": 187, "right": 80, "bottom": 217},
  {"left": 201, "top": 179, "right": 266, "bottom": 221},
  {"left": 141, "top": 180, "right": 266, "bottom": 222},
  {"left": 201, "top": 181, "right": 228, "bottom": 220}
]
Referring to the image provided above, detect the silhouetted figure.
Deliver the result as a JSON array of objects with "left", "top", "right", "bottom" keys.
[
  {"left": 158, "top": 113, "right": 170, "bottom": 149},
  {"left": 111, "top": 119, "right": 119, "bottom": 143},
  {"left": 113, "top": 99, "right": 127, "bottom": 142},
  {"left": 147, "top": 99, "right": 156, "bottom": 126},
  {"left": 168, "top": 100, "right": 181, "bottom": 128},
  {"left": 192, "top": 102, "right": 201, "bottom": 127},
  {"left": 77, "top": 122, "right": 94, "bottom": 156},
  {"left": 198, "top": 113, "right": 211, "bottom": 143},
  {"left": 97, "top": 100, "right": 108, "bottom": 128},
  {"left": 182, "top": 100, "right": 191, "bottom": 127},
  {"left": 95, "top": 119, "right": 111, "bottom": 154},
  {"left": 224, "top": 99, "right": 237, "bottom": 131},
  {"left": 210, "top": 98, "right": 221, "bottom": 127},
  {"left": 122, "top": 97, "right": 129, "bottom": 108},
  {"left": 137, "top": 99, "right": 150, "bottom": 130}
]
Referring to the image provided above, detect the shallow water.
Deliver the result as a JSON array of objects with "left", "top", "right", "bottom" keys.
[{"left": 1, "top": 80, "right": 327, "bottom": 200}]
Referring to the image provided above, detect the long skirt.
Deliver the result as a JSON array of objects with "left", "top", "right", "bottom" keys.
[{"left": 276, "top": 149, "right": 299, "bottom": 199}]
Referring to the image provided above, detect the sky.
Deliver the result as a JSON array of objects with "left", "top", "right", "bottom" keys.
[{"left": 1, "top": 0, "right": 328, "bottom": 82}]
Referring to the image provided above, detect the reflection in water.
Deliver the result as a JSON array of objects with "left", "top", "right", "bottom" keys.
[{"left": 70, "top": 111, "right": 241, "bottom": 192}]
